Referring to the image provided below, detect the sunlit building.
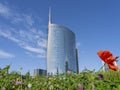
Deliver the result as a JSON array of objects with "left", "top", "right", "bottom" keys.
[{"left": 47, "top": 9, "right": 78, "bottom": 75}]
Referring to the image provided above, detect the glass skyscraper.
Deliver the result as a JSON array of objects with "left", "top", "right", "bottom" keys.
[{"left": 47, "top": 9, "right": 78, "bottom": 75}]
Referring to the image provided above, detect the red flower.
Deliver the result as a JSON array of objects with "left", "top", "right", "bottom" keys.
[{"left": 97, "top": 50, "right": 119, "bottom": 71}]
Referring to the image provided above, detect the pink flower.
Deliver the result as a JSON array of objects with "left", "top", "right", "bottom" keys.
[
  {"left": 78, "top": 84, "right": 83, "bottom": 90},
  {"left": 2, "top": 87, "right": 6, "bottom": 90},
  {"left": 67, "top": 70, "right": 71, "bottom": 74},
  {"left": 0, "top": 76, "right": 3, "bottom": 78},
  {"left": 15, "top": 80, "right": 22, "bottom": 85}
]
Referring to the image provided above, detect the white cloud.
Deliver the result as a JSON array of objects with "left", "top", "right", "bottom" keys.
[
  {"left": 0, "top": 27, "right": 47, "bottom": 58},
  {"left": 12, "top": 15, "right": 23, "bottom": 24},
  {"left": 22, "top": 45, "right": 45, "bottom": 54},
  {"left": 0, "top": 3, "right": 47, "bottom": 59},
  {"left": 24, "top": 15, "right": 34, "bottom": 26},
  {"left": 0, "top": 50, "right": 15, "bottom": 58},
  {"left": 0, "top": 3, "right": 10, "bottom": 17},
  {"left": 0, "top": 3, "right": 35, "bottom": 26},
  {"left": 0, "top": 30, "right": 20, "bottom": 43},
  {"left": 37, "top": 38, "right": 47, "bottom": 48},
  {"left": 25, "top": 51, "right": 46, "bottom": 58},
  {"left": 37, "top": 54, "right": 46, "bottom": 58}
]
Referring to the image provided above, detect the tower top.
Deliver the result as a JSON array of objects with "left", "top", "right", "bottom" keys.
[{"left": 48, "top": 7, "right": 51, "bottom": 25}]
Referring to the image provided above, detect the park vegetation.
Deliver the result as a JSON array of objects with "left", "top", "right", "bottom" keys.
[{"left": 0, "top": 65, "right": 120, "bottom": 90}]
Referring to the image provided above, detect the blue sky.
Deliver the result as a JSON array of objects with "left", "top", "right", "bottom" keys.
[{"left": 0, "top": 0, "right": 120, "bottom": 75}]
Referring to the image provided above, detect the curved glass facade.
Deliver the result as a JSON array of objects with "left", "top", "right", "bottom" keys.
[{"left": 47, "top": 24, "right": 77, "bottom": 75}]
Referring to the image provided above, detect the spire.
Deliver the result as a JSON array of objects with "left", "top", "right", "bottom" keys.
[{"left": 48, "top": 7, "right": 51, "bottom": 25}]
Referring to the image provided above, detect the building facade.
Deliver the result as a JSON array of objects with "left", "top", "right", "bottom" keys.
[
  {"left": 47, "top": 9, "right": 78, "bottom": 75},
  {"left": 76, "top": 48, "right": 79, "bottom": 73},
  {"left": 33, "top": 69, "right": 47, "bottom": 76},
  {"left": 47, "top": 23, "right": 78, "bottom": 75}
]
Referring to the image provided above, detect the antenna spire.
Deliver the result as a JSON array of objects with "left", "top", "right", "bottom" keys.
[{"left": 49, "top": 7, "right": 51, "bottom": 25}]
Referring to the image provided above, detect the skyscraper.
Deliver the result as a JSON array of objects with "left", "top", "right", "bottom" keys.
[{"left": 47, "top": 9, "right": 78, "bottom": 75}]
